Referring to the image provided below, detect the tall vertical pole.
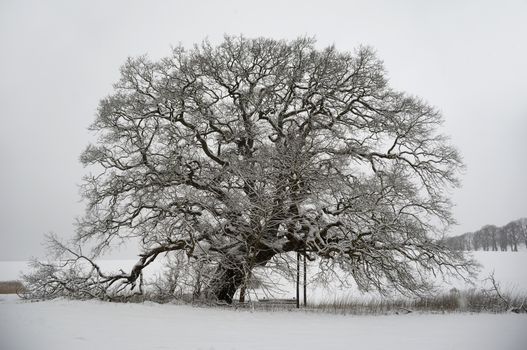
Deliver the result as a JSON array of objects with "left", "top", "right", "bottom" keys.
[
  {"left": 296, "top": 251, "right": 300, "bottom": 308},
  {"left": 303, "top": 251, "right": 307, "bottom": 307}
]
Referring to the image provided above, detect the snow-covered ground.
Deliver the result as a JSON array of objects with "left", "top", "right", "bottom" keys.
[
  {"left": 0, "top": 294, "right": 526, "bottom": 350},
  {"left": 1, "top": 252, "right": 527, "bottom": 349}
]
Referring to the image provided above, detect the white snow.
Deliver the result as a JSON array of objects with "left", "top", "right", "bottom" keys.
[
  {"left": 0, "top": 294, "right": 526, "bottom": 350},
  {"left": 1, "top": 253, "right": 527, "bottom": 349}
]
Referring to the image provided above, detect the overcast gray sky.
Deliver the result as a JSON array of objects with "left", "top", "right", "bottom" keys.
[{"left": 0, "top": 0, "right": 526, "bottom": 261}]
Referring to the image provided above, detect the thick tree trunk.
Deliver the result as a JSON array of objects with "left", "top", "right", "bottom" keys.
[
  {"left": 208, "top": 249, "right": 278, "bottom": 304},
  {"left": 208, "top": 264, "right": 245, "bottom": 304}
]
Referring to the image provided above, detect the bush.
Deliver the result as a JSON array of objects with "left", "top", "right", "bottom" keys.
[
  {"left": 311, "top": 288, "right": 527, "bottom": 315},
  {"left": 0, "top": 280, "right": 25, "bottom": 294}
]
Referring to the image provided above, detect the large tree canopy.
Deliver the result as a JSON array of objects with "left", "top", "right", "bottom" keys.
[{"left": 24, "top": 36, "right": 473, "bottom": 303}]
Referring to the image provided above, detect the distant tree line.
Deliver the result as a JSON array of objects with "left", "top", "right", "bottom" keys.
[{"left": 441, "top": 218, "right": 527, "bottom": 252}]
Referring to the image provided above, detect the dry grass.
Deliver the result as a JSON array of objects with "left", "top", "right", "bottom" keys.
[
  {"left": 310, "top": 289, "right": 527, "bottom": 315},
  {"left": 154, "top": 289, "right": 526, "bottom": 314},
  {"left": 0, "top": 280, "right": 25, "bottom": 294},
  {"left": 171, "top": 289, "right": 523, "bottom": 315}
]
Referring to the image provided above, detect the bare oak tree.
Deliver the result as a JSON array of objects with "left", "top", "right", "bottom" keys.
[{"left": 23, "top": 36, "right": 474, "bottom": 303}]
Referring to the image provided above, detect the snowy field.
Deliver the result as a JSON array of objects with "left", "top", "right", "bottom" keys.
[
  {"left": 1, "top": 252, "right": 527, "bottom": 349},
  {"left": 1, "top": 251, "right": 527, "bottom": 301},
  {"left": 0, "top": 294, "right": 526, "bottom": 350}
]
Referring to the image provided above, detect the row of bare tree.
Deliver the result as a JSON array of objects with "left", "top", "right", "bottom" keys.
[{"left": 441, "top": 218, "right": 527, "bottom": 252}]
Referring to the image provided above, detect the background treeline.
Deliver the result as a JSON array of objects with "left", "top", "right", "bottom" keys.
[{"left": 442, "top": 218, "right": 527, "bottom": 251}]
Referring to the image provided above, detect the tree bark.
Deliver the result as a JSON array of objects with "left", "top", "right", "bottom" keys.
[
  {"left": 208, "top": 264, "right": 245, "bottom": 304},
  {"left": 208, "top": 248, "right": 278, "bottom": 304}
]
